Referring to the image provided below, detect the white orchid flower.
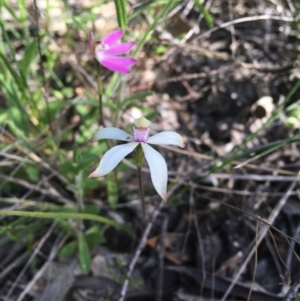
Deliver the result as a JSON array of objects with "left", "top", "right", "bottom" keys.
[{"left": 89, "top": 117, "right": 184, "bottom": 201}]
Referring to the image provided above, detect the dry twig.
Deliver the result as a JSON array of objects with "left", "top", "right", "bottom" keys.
[{"left": 118, "top": 199, "right": 165, "bottom": 301}]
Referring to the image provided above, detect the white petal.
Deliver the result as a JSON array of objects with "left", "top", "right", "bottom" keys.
[
  {"left": 94, "top": 127, "right": 133, "bottom": 142},
  {"left": 141, "top": 144, "right": 168, "bottom": 201},
  {"left": 89, "top": 142, "right": 138, "bottom": 177},
  {"left": 148, "top": 131, "right": 184, "bottom": 147}
]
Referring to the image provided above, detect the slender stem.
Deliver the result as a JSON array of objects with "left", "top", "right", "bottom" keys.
[
  {"left": 96, "top": 61, "right": 105, "bottom": 127},
  {"left": 113, "top": 77, "right": 125, "bottom": 126},
  {"left": 33, "top": 0, "right": 52, "bottom": 132},
  {"left": 137, "top": 166, "right": 145, "bottom": 224},
  {"left": 136, "top": 144, "right": 146, "bottom": 224}
]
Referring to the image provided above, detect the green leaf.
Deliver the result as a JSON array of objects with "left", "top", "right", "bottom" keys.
[
  {"left": 114, "top": 0, "right": 127, "bottom": 29},
  {"left": 75, "top": 103, "right": 89, "bottom": 116},
  {"left": 24, "top": 164, "right": 39, "bottom": 182},
  {"left": 145, "top": 111, "right": 159, "bottom": 121},
  {"left": 82, "top": 205, "right": 99, "bottom": 215},
  {"left": 124, "top": 91, "right": 153, "bottom": 101},
  {"left": 72, "top": 16, "right": 88, "bottom": 35},
  {"left": 85, "top": 232, "right": 106, "bottom": 246},
  {"left": 56, "top": 219, "right": 76, "bottom": 234},
  {"left": 193, "top": 0, "right": 214, "bottom": 28},
  {"left": 155, "top": 45, "right": 168, "bottom": 55},
  {"left": 122, "top": 91, "right": 153, "bottom": 109},
  {"left": 78, "top": 232, "right": 91, "bottom": 274},
  {"left": 85, "top": 225, "right": 106, "bottom": 246},
  {"left": 20, "top": 39, "right": 38, "bottom": 79},
  {"left": 8, "top": 106, "right": 29, "bottom": 136},
  {"left": 85, "top": 224, "right": 101, "bottom": 234},
  {"left": 103, "top": 102, "right": 118, "bottom": 110},
  {"left": 59, "top": 240, "right": 77, "bottom": 258}
]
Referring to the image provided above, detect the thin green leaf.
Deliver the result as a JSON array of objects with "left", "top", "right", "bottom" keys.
[
  {"left": 114, "top": 0, "right": 127, "bottom": 29},
  {"left": 0, "top": 210, "right": 134, "bottom": 237},
  {"left": 72, "top": 16, "right": 88, "bottom": 35},
  {"left": 0, "top": 87, "right": 29, "bottom": 136},
  {"left": 193, "top": 0, "right": 214, "bottom": 28},
  {"left": 85, "top": 232, "right": 106, "bottom": 246},
  {"left": 125, "top": 91, "right": 153, "bottom": 101},
  {"left": 59, "top": 240, "right": 77, "bottom": 257},
  {"left": 56, "top": 219, "right": 76, "bottom": 234},
  {"left": 0, "top": 51, "right": 23, "bottom": 88},
  {"left": 2, "top": 0, "right": 19, "bottom": 22},
  {"left": 82, "top": 205, "right": 99, "bottom": 215},
  {"left": 20, "top": 39, "right": 38, "bottom": 79},
  {"left": 121, "top": 91, "right": 153, "bottom": 110}
]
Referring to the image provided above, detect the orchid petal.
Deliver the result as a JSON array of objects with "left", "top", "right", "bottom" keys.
[
  {"left": 148, "top": 131, "right": 184, "bottom": 147},
  {"left": 102, "top": 43, "right": 135, "bottom": 55},
  {"left": 99, "top": 56, "right": 137, "bottom": 74},
  {"left": 94, "top": 127, "right": 133, "bottom": 142},
  {"left": 141, "top": 144, "right": 168, "bottom": 201},
  {"left": 89, "top": 142, "right": 138, "bottom": 177},
  {"left": 102, "top": 29, "right": 123, "bottom": 45}
]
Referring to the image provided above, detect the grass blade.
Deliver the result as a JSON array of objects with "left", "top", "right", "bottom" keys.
[
  {"left": 20, "top": 39, "right": 38, "bottom": 79},
  {"left": 193, "top": 0, "right": 214, "bottom": 28},
  {"left": 114, "top": 0, "right": 127, "bottom": 29}
]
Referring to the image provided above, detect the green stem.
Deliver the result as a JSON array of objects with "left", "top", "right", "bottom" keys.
[
  {"left": 137, "top": 166, "right": 145, "bottom": 224},
  {"left": 96, "top": 61, "right": 105, "bottom": 126},
  {"left": 136, "top": 145, "right": 145, "bottom": 224}
]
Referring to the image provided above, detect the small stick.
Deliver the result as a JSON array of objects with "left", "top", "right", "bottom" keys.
[{"left": 118, "top": 199, "right": 164, "bottom": 301}]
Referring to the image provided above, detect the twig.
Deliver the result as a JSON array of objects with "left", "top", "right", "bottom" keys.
[
  {"left": 208, "top": 173, "right": 300, "bottom": 182},
  {"left": 286, "top": 225, "right": 300, "bottom": 271},
  {"left": 0, "top": 252, "right": 28, "bottom": 280},
  {"left": 284, "top": 274, "right": 300, "bottom": 301},
  {"left": 155, "top": 216, "right": 168, "bottom": 301},
  {"left": 247, "top": 219, "right": 259, "bottom": 301},
  {"left": 220, "top": 181, "right": 297, "bottom": 301},
  {"left": 195, "top": 15, "right": 294, "bottom": 41},
  {"left": 16, "top": 233, "right": 69, "bottom": 301},
  {"left": 0, "top": 173, "right": 71, "bottom": 204},
  {"left": 0, "top": 127, "right": 70, "bottom": 186},
  {"left": 191, "top": 185, "right": 206, "bottom": 296},
  {"left": 5, "top": 222, "right": 57, "bottom": 300},
  {"left": 118, "top": 199, "right": 165, "bottom": 301}
]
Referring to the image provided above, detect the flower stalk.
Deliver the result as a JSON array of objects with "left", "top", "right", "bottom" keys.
[
  {"left": 96, "top": 62, "right": 104, "bottom": 126},
  {"left": 136, "top": 144, "right": 146, "bottom": 223}
]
